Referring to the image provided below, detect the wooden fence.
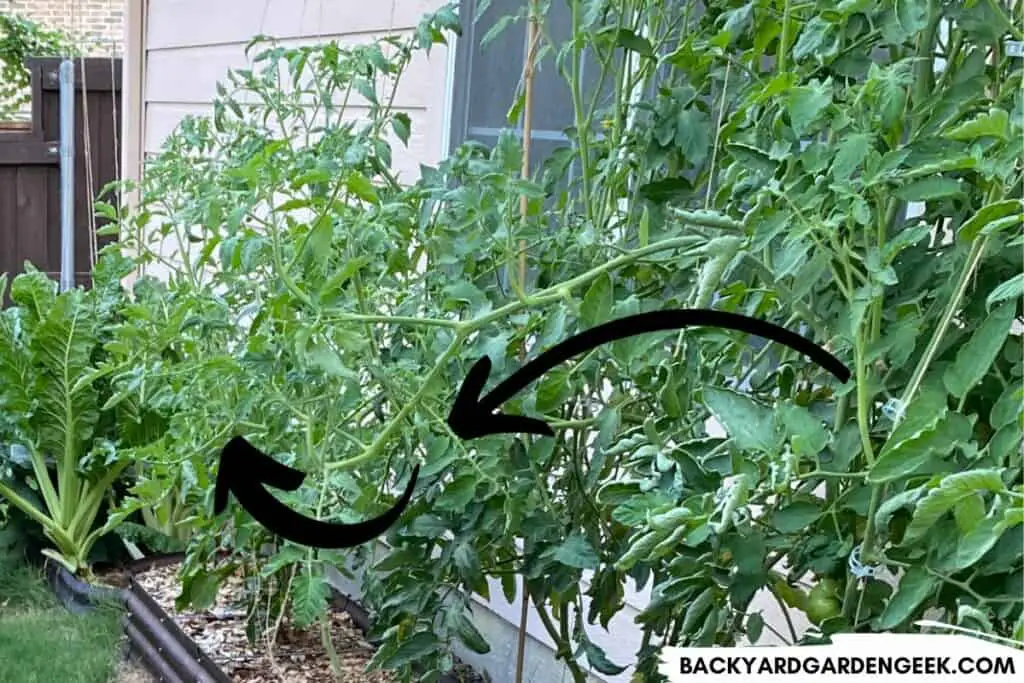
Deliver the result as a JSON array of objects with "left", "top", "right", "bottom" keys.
[{"left": 0, "top": 57, "right": 122, "bottom": 306}]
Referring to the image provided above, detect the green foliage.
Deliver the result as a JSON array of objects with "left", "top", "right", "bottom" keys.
[
  {"left": 0, "top": 13, "right": 79, "bottom": 119},
  {"left": 97, "top": 0, "right": 1022, "bottom": 681},
  {"left": 0, "top": 256, "right": 168, "bottom": 574}
]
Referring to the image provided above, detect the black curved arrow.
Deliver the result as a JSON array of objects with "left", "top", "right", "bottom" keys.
[
  {"left": 447, "top": 309, "right": 851, "bottom": 440},
  {"left": 213, "top": 436, "right": 419, "bottom": 549}
]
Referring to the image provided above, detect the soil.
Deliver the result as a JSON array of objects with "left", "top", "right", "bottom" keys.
[
  {"left": 131, "top": 561, "right": 394, "bottom": 683},
  {"left": 95, "top": 566, "right": 133, "bottom": 589}
]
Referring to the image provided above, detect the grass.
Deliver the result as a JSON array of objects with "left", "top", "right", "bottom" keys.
[{"left": 0, "top": 555, "right": 127, "bottom": 683}]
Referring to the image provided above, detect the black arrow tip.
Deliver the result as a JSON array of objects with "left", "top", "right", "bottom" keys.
[
  {"left": 448, "top": 356, "right": 555, "bottom": 440},
  {"left": 214, "top": 436, "right": 307, "bottom": 515}
]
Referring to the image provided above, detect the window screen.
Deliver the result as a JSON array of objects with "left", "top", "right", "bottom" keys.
[{"left": 448, "top": 0, "right": 617, "bottom": 184}]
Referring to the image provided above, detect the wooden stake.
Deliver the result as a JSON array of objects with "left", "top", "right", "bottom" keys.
[
  {"left": 518, "top": 9, "right": 540, "bottom": 305},
  {"left": 514, "top": 6, "right": 540, "bottom": 683}
]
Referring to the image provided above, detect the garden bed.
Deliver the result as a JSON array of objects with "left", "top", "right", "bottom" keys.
[
  {"left": 118, "top": 557, "right": 480, "bottom": 683},
  {"left": 131, "top": 559, "right": 390, "bottom": 683},
  {"left": 39, "top": 552, "right": 487, "bottom": 683}
]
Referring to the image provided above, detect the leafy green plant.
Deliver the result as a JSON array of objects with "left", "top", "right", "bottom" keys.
[
  {"left": 98, "top": 276, "right": 197, "bottom": 557},
  {"left": 100, "top": 0, "right": 1022, "bottom": 681},
  {"left": 514, "top": 0, "right": 1022, "bottom": 677},
  {"left": 97, "top": 7, "right": 481, "bottom": 679},
  {"left": 0, "top": 256, "right": 170, "bottom": 575},
  {"left": 0, "top": 13, "right": 79, "bottom": 120}
]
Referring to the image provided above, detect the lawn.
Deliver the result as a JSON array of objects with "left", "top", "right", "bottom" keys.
[{"left": 0, "top": 557, "right": 137, "bottom": 683}]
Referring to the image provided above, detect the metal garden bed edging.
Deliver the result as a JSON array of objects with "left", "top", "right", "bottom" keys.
[
  {"left": 119, "top": 553, "right": 467, "bottom": 683},
  {"left": 43, "top": 559, "right": 231, "bottom": 683},
  {"left": 45, "top": 554, "right": 469, "bottom": 683},
  {"left": 124, "top": 574, "right": 232, "bottom": 683},
  {"left": 44, "top": 560, "right": 123, "bottom": 615}
]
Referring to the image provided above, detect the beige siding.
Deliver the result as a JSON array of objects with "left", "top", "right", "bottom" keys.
[
  {"left": 140, "top": 0, "right": 451, "bottom": 181},
  {"left": 145, "top": 0, "right": 442, "bottom": 49}
]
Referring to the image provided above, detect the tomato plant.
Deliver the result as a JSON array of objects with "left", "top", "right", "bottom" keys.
[{"left": 95, "top": 0, "right": 1023, "bottom": 682}]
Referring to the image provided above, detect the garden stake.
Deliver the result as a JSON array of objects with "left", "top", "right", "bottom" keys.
[{"left": 514, "top": 4, "right": 540, "bottom": 682}]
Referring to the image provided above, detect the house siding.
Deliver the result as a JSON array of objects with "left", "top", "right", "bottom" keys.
[{"left": 140, "top": 0, "right": 451, "bottom": 182}]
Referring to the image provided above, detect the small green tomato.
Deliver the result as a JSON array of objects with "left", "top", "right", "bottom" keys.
[{"left": 806, "top": 578, "right": 842, "bottom": 625}]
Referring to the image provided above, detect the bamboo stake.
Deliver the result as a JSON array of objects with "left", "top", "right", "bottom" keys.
[
  {"left": 518, "top": 11, "right": 539, "bottom": 298},
  {"left": 514, "top": 4, "right": 541, "bottom": 683}
]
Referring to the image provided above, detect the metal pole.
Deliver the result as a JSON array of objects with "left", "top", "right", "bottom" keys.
[{"left": 59, "top": 59, "right": 76, "bottom": 292}]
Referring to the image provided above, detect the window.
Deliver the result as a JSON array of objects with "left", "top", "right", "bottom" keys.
[
  {"left": 447, "top": 0, "right": 616, "bottom": 184},
  {"left": 448, "top": 1, "right": 707, "bottom": 198}
]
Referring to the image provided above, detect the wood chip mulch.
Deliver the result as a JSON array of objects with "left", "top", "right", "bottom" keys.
[{"left": 131, "top": 562, "right": 394, "bottom": 683}]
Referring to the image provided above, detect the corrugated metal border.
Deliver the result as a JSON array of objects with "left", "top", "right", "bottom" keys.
[
  {"left": 125, "top": 576, "right": 233, "bottom": 683},
  {"left": 48, "top": 554, "right": 471, "bottom": 682}
]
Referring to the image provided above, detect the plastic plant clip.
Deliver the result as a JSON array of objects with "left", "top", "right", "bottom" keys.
[
  {"left": 848, "top": 544, "right": 878, "bottom": 581},
  {"left": 881, "top": 397, "right": 906, "bottom": 425}
]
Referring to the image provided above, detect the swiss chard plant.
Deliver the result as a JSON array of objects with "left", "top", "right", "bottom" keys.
[
  {"left": 0, "top": 255, "right": 170, "bottom": 575},
  {"left": 100, "top": 0, "right": 1022, "bottom": 681}
]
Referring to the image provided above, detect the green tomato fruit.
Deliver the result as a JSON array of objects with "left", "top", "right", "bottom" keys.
[{"left": 806, "top": 579, "right": 842, "bottom": 625}]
